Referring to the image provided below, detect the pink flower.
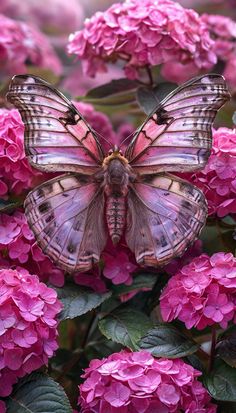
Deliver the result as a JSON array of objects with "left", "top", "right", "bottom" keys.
[
  {"left": 201, "top": 14, "right": 236, "bottom": 90},
  {"left": 79, "top": 350, "right": 216, "bottom": 412},
  {"left": 67, "top": 0, "right": 216, "bottom": 79},
  {"left": 0, "top": 269, "right": 61, "bottom": 397},
  {"left": 160, "top": 252, "right": 236, "bottom": 330},
  {"left": 183, "top": 128, "right": 236, "bottom": 217},
  {"left": 0, "top": 109, "right": 44, "bottom": 197},
  {"left": 0, "top": 400, "right": 6, "bottom": 413},
  {"left": 103, "top": 246, "right": 138, "bottom": 285},
  {"left": 0, "top": 211, "right": 64, "bottom": 287},
  {"left": 0, "top": 13, "right": 61, "bottom": 75},
  {"left": 0, "top": 0, "right": 84, "bottom": 35}
]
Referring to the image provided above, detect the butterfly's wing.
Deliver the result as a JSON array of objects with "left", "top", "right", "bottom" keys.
[
  {"left": 125, "top": 74, "right": 230, "bottom": 174},
  {"left": 7, "top": 75, "right": 104, "bottom": 174},
  {"left": 24, "top": 174, "right": 107, "bottom": 272},
  {"left": 126, "top": 174, "right": 206, "bottom": 266}
]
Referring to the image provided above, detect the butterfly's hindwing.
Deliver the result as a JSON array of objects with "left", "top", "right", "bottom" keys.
[
  {"left": 126, "top": 74, "right": 230, "bottom": 174},
  {"left": 7, "top": 75, "right": 104, "bottom": 174},
  {"left": 24, "top": 174, "right": 107, "bottom": 272},
  {"left": 126, "top": 174, "right": 207, "bottom": 266}
]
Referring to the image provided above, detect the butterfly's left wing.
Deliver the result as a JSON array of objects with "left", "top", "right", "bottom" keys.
[
  {"left": 125, "top": 74, "right": 230, "bottom": 174},
  {"left": 7, "top": 75, "right": 104, "bottom": 174},
  {"left": 24, "top": 174, "right": 107, "bottom": 272},
  {"left": 126, "top": 174, "right": 206, "bottom": 266}
]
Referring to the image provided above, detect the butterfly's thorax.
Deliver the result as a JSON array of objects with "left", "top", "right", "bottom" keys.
[{"left": 103, "top": 151, "right": 131, "bottom": 245}]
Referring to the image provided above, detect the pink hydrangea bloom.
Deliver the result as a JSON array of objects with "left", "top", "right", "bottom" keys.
[
  {"left": 160, "top": 252, "right": 236, "bottom": 330},
  {"left": 201, "top": 14, "right": 236, "bottom": 89},
  {"left": 0, "top": 268, "right": 61, "bottom": 397},
  {"left": 0, "top": 109, "right": 44, "bottom": 197},
  {"left": 0, "top": 211, "right": 64, "bottom": 287},
  {"left": 0, "top": 13, "right": 61, "bottom": 75},
  {"left": 0, "top": 400, "right": 6, "bottom": 413},
  {"left": 184, "top": 128, "right": 236, "bottom": 217},
  {"left": 103, "top": 241, "right": 138, "bottom": 285},
  {"left": 79, "top": 350, "right": 216, "bottom": 412},
  {"left": 67, "top": 0, "right": 216, "bottom": 79},
  {"left": 0, "top": 0, "right": 84, "bottom": 35}
]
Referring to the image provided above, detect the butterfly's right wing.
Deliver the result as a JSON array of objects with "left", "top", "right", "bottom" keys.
[
  {"left": 24, "top": 174, "right": 107, "bottom": 272},
  {"left": 7, "top": 75, "right": 104, "bottom": 174}
]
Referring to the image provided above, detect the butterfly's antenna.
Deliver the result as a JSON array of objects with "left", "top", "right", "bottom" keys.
[
  {"left": 120, "top": 128, "right": 137, "bottom": 147},
  {"left": 91, "top": 127, "right": 113, "bottom": 149}
]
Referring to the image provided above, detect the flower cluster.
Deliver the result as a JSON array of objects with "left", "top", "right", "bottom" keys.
[
  {"left": 0, "top": 268, "right": 61, "bottom": 398},
  {"left": 0, "top": 13, "right": 61, "bottom": 75},
  {"left": 0, "top": 109, "right": 43, "bottom": 198},
  {"left": 79, "top": 350, "right": 216, "bottom": 412},
  {"left": 67, "top": 0, "right": 216, "bottom": 79},
  {"left": 185, "top": 128, "right": 236, "bottom": 217},
  {"left": 160, "top": 252, "right": 236, "bottom": 330},
  {"left": 0, "top": 0, "right": 84, "bottom": 35},
  {"left": 0, "top": 211, "right": 64, "bottom": 286},
  {"left": 201, "top": 14, "right": 236, "bottom": 89}
]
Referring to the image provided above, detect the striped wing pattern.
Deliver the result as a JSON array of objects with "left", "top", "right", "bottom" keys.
[
  {"left": 24, "top": 174, "right": 107, "bottom": 272},
  {"left": 7, "top": 75, "right": 104, "bottom": 174},
  {"left": 126, "top": 74, "right": 230, "bottom": 175},
  {"left": 126, "top": 174, "right": 207, "bottom": 266}
]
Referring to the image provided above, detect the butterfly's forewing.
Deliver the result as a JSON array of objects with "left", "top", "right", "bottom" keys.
[
  {"left": 7, "top": 75, "right": 104, "bottom": 174},
  {"left": 24, "top": 174, "right": 107, "bottom": 272},
  {"left": 126, "top": 175, "right": 207, "bottom": 266},
  {"left": 126, "top": 74, "right": 230, "bottom": 174}
]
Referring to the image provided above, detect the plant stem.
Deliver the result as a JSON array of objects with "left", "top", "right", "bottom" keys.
[
  {"left": 145, "top": 65, "right": 154, "bottom": 86},
  {"left": 56, "top": 312, "right": 97, "bottom": 382},
  {"left": 208, "top": 326, "right": 216, "bottom": 372}
]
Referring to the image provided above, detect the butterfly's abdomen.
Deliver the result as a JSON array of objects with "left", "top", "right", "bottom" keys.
[{"left": 106, "top": 195, "right": 126, "bottom": 244}]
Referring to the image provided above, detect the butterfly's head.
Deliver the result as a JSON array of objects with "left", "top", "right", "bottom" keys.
[{"left": 103, "top": 146, "right": 129, "bottom": 167}]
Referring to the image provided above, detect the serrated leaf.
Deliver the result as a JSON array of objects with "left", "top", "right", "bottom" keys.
[
  {"left": 204, "top": 360, "right": 236, "bottom": 401},
  {"left": 6, "top": 373, "right": 72, "bottom": 413},
  {"left": 136, "top": 82, "right": 176, "bottom": 115},
  {"left": 138, "top": 325, "right": 199, "bottom": 358},
  {"left": 112, "top": 273, "right": 157, "bottom": 296},
  {"left": 86, "top": 78, "right": 139, "bottom": 99},
  {"left": 0, "top": 198, "right": 21, "bottom": 213},
  {"left": 57, "top": 285, "right": 112, "bottom": 321},
  {"left": 217, "top": 326, "right": 236, "bottom": 368},
  {"left": 99, "top": 308, "right": 153, "bottom": 350}
]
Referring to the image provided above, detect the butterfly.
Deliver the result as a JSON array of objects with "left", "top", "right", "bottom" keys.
[{"left": 7, "top": 74, "right": 230, "bottom": 273}]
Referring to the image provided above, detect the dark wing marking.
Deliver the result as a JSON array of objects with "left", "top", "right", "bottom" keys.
[
  {"left": 7, "top": 75, "right": 104, "bottom": 174},
  {"left": 24, "top": 174, "right": 107, "bottom": 272},
  {"left": 126, "top": 174, "right": 207, "bottom": 266},
  {"left": 125, "top": 74, "right": 230, "bottom": 174}
]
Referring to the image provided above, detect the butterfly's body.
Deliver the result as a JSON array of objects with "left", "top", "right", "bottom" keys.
[
  {"left": 7, "top": 74, "right": 230, "bottom": 273},
  {"left": 102, "top": 149, "right": 132, "bottom": 244}
]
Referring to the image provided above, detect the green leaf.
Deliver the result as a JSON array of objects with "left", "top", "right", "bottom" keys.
[
  {"left": 112, "top": 272, "right": 157, "bottom": 296},
  {"left": 99, "top": 307, "right": 153, "bottom": 350},
  {"left": 204, "top": 360, "right": 236, "bottom": 401},
  {"left": 86, "top": 78, "right": 139, "bottom": 99},
  {"left": 136, "top": 82, "right": 176, "bottom": 115},
  {"left": 6, "top": 373, "right": 72, "bottom": 413},
  {"left": 138, "top": 325, "right": 199, "bottom": 358},
  {"left": 57, "top": 285, "right": 112, "bottom": 321},
  {"left": 0, "top": 198, "right": 21, "bottom": 213},
  {"left": 81, "top": 78, "right": 139, "bottom": 107},
  {"left": 217, "top": 326, "right": 236, "bottom": 368}
]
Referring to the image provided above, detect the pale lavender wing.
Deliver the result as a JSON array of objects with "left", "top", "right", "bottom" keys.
[
  {"left": 125, "top": 74, "right": 230, "bottom": 174},
  {"left": 7, "top": 75, "right": 104, "bottom": 174},
  {"left": 126, "top": 174, "right": 207, "bottom": 267},
  {"left": 24, "top": 174, "right": 107, "bottom": 272}
]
